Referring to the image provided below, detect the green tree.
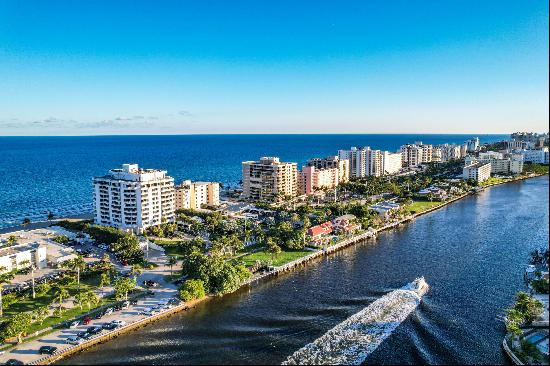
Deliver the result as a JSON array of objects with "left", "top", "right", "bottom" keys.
[
  {"left": 167, "top": 256, "right": 178, "bottom": 275},
  {"left": 179, "top": 279, "right": 206, "bottom": 301},
  {"left": 99, "top": 272, "right": 111, "bottom": 290},
  {"left": 0, "top": 267, "right": 15, "bottom": 318},
  {"left": 73, "top": 292, "right": 86, "bottom": 310},
  {"left": 62, "top": 255, "right": 86, "bottom": 286},
  {"left": 34, "top": 305, "right": 50, "bottom": 325},
  {"left": 114, "top": 277, "right": 136, "bottom": 301},
  {"left": 54, "top": 286, "right": 69, "bottom": 313},
  {"left": 84, "top": 290, "right": 100, "bottom": 310},
  {"left": 266, "top": 238, "right": 282, "bottom": 261},
  {"left": 35, "top": 282, "right": 51, "bottom": 297},
  {"left": 2, "top": 311, "right": 34, "bottom": 343},
  {"left": 6, "top": 235, "right": 17, "bottom": 247},
  {"left": 129, "top": 264, "right": 143, "bottom": 280}
]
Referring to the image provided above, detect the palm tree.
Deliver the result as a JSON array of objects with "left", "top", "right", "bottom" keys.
[
  {"left": 166, "top": 256, "right": 178, "bottom": 275},
  {"left": 129, "top": 264, "right": 143, "bottom": 280},
  {"left": 99, "top": 272, "right": 111, "bottom": 296},
  {"left": 47, "top": 212, "right": 55, "bottom": 222},
  {"left": 63, "top": 255, "right": 86, "bottom": 286},
  {"left": 54, "top": 286, "right": 69, "bottom": 313},
  {"left": 6, "top": 235, "right": 17, "bottom": 247},
  {"left": 0, "top": 266, "right": 15, "bottom": 318}
]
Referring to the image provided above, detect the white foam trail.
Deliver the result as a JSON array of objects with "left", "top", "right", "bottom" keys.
[{"left": 283, "top": 277, "right": 429, "bottom": 365}]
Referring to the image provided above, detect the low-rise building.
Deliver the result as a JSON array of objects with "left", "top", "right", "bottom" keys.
[
  {"left": 0, "top": 243, "right": 47, "bottom": 273},
  {"left": 465, "top": 154, "right": 524, "bottom": 175},
  {"left": 307, "top": 221, "right": 333, "bottom": 243},
  {"left": 518, "top": 148, "right": 549, "bottom": 164},
  {"left": 332, "top": 214, "right": 361, "bottom": 234},
  {"left": 175, "top": 180, "right": 220, "bottom": 210},
  {"left": 369, "top": 201, "right": 400, "bottom": 217},
  {"left": 462, "top": 161, "right": 491, "bottom": 182},
  {"left": 417, "top": 186, "right": 448, "bottom": 200}
]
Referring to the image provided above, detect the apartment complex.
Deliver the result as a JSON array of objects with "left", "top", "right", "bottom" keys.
[
  {"left": 382, "top": 151, "right": 402, "bottom": 174},
  {"left": 465, "top": 137, "right": 480, "bottom": 152},
  {"left": 306, "top": 156, "right": 350, "bottom": 183},
  {"left": 518, "top": 148, "right": 549, "bottom": 164},
  {"left": 463, "top": 161, "right": 491, "bottom": 182},
  {"left": 338, "top": 147, "right": 400, "bottom": 177},
  {"left": 298, "top": 166, "right": 339, "bottom": 195},
  {"left": 400, "top": 142, "right": 433, "bottom": 167},
  {"left": 465, "top": 153, "right": 524, "bottom": 175},
  {"left": 242, "top": 157, "right": 298, "bottom": 202},
  {"left": 93, "top": 163, "right": 175, "bottom": 233},
  {"left": 175, "top": 180, "right": 220, "bottom": 210},
  {"left": 338, "top": 147, "right": 367, "bottom": 178}
]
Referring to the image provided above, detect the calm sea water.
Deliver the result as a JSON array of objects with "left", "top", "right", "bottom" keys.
[
  {"left": 60, "top": 176, "right": 549, "bottom": 365},
  {"left": 0, "top": 134, "right": 506, "bottom": 229}
]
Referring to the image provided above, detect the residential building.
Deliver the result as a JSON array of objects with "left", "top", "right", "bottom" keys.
[
  {"left": 432, "top": 147, "right": 442, "bottom": 162},
  {"left": 93, "top": 163, "right": 175, "bottom": 233},
  {"left": 382, "top": 151, "right": 402, "bottom": 175},
  {"left": 465, "top": 154, "right": 524, "bottom": 175},
  {"left": 462, "top": 162, "right": 491, "bottom": 182},
  {"left": 466, "top": 137, "right": 480, "bottom": 152},
  {"left": 518, "top": 148, "right": 550, "bottom": 164},
  {"left": 400, "top": 142, "right": 433, "bottom": 167},
  {"left": 307, "top": 221, "right": 333, "bottom": 244},
  {"left": 511, "top": 132, "right": 549, "bottom": 144},
  {"left": 307, "top": 156, "right": 350, "bottom": 183},
  {"left": 338, "top": 147, "right": 367, "bottom": 178},
  {"left": 242, "top": 157, "right": 298, "bottom": 202},
  {"left": 369, "top": 201, "right": 401, "bottom": 218},
  {"left": 175, "top": 180, "right": 220, "bottom": 210},
  {"left": 332, "top": 214, "right": 361, "bottom": 234},
  {"left": 507, "top": 140, "right": 533, "bottom": 151},
  {"left": 298, "top": 166, "right": 339, "bottom": 195},
  {"left": 0, "top": 243, "right": 47, "bottom": 273}
]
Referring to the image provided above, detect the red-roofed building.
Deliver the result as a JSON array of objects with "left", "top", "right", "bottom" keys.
[{"left": 307, "top": 221, "right": 333, "bottom": 243}]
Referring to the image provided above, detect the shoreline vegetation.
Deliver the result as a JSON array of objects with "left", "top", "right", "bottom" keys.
[{"left": 0, "top": 160, "right": 547, "bottom": 364}]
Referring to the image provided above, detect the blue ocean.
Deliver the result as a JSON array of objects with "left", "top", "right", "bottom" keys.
[{"left": 0, "top": 134, "right": 506, "bottom": 229}]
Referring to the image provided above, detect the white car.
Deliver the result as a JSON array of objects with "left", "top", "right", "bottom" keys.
[
  {"left": 66, "top": 336, "right": 83, "bottom": 345},
  {"left": 112, "top": 320, "right": 126, "bottom": 327},
  {"left": 69, "top": 320, "right": 80, "bottom": 329}
]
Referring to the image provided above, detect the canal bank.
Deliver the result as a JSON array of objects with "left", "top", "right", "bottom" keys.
[{"left": 56, "top": 175, "right": 548, "bottom": 365}]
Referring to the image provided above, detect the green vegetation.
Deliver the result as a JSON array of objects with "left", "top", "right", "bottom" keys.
[
  {"left": 478, "top": 177, "right": 511, "bottom": 187},
  {"left": 52, "top": 235, "right": 70, "bottom": 244},
  {"left": 113, "top": 277, "right": 137, "bottom": 301},
  {"left": 530, "top": 278, "right": 549, "bottom": 294},
  {"left": 181, "top": 251, "right": 251, "bottom": 296},
  {"left": 523, "top": 163, "right": 549, "bottom": 175},
  {"left": 238, "top": 248, "right": 312, "bottom": 267},
  {"left": 505, "top": 292, "right": 544, "bottom": 335},
  {"left": 178, "top": 279, "right": 206, "bottom": 301},
  {"left": 403, "top": 201, "right": 441, "bottom": 215}
]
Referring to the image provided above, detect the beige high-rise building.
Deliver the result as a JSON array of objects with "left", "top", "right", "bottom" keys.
[
  {"left": 175, "top": 180, "right": 220, "bottom": 210},
  {"left": 400, "top": 142, "right": 433, "bottom": 167},
  {"left": 306, "top": 156, "right": 349, "bottom": 183},
  {"left": 242, "top": 157, "right": 297, "bottom": 202}
]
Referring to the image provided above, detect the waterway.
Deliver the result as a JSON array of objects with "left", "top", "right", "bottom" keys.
[{"left": 60, "top": 175, "right": 549, "bottom": 365}]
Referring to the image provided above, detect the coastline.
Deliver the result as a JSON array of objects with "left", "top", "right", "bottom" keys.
[
  {"left": 0, "top": 213, "right": 93, "bottom": 235},
  {"left": 14, "top": 173, "right": 548, "bottom": 365}
]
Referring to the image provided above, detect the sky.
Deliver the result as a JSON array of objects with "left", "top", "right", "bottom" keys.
[{"left": 0, "top": 0, "right": 548, "bottom": 135}]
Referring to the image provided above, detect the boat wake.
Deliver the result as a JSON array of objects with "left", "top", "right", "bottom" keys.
[{"left": 282, "top": 277, "right": 429, "bottom": 365}]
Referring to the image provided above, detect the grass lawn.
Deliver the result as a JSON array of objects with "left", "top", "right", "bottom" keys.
[
  {"left": 2, "top": 272, "right": 114, "bottom": 336},
  {"left": 238, "top": 248, "right": 313, "bottom": 267},
  {"left": 479, "top": 177, "right": 511, "bottom": 187},
  {"left": 153, "top": 239, "right": 188, "bottom": 257},
  {"left": 405, "top": 200, "right": 442, "bottom": 215}
]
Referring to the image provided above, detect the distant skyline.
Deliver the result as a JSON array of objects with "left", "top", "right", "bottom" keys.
[{"left": 0, "top": 0, "right": 548, "bottom": 136}]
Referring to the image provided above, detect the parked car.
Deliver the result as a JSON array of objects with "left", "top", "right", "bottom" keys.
[
  {"left": 83, "top": 316, "right": 92, "bottom": 325},
  {"left": 66, "top": 336, "right": 83, "bottom": 345},
  {"left": 86, "top": 326, "right": 102, "bottom": 335},
  {"left": 130, "top": 299, "right": 138, "bottom": 305},
  {"left": 102, "top": 322, "right": 118, "bottom": 330},
  {"left": 143, "top": 280, "right": 159, "bottom": 288},
  {"left": 5, "top": 359, "right": 24, "bottom": 365},
  {"left": 121, "top": 301, "right": 130, "bottom": 309},
  {"left": 39, "top": 346, "right": 57, "bottom": 355},
  {"left": 112, "top": 320, "right": 127, "bottom": 327},
  {"left": 69, "top": 320, "right": 80, "bottom": 329},
  {"left": 104, "top": 308, "right": 114, "bottom": 316}
]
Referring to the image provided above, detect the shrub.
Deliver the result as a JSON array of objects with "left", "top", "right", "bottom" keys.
[{"left": 179, "top": 279, "right": 206, "bottom": 301}]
